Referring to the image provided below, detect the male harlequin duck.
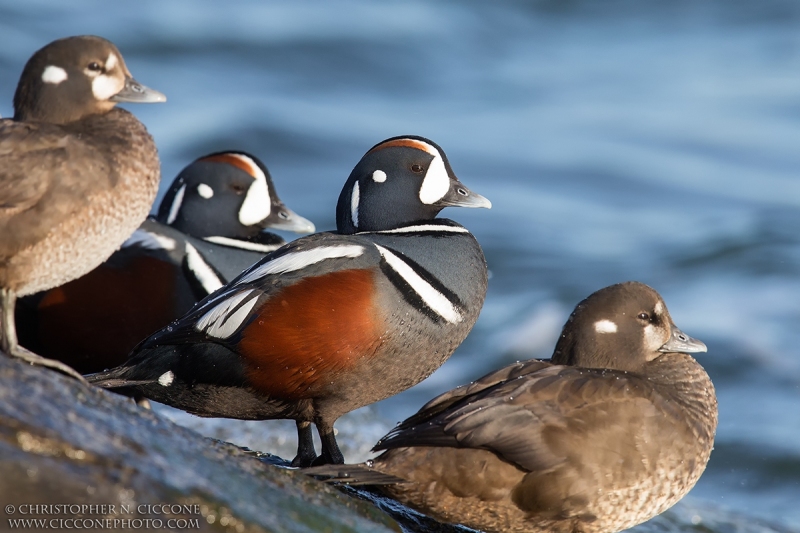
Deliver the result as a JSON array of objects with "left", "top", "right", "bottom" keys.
[
  {"left": 16, "top": 151, "right": 314, "bottom": 374},
  {"left": 87, "top": 135, "right": 491, "bottom": 467},
  {"left": 306, "top": 282, "right": 717, "bottom": 533},
  {"left": 0, "top": 35, "right": 165, "bottom": 380}
]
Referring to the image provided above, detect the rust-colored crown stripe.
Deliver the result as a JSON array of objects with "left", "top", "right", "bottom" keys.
[
  {"left": 199, "top": 154, "right": 257, "bottom": 179},
  {"left": 368, "top": 139, "right": 435, "bottom": 156}
]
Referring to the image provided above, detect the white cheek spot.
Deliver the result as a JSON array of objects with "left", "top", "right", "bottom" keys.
[
  {"left": 42, "top": 65, "right": 68, "bottom": 84},
  {"left": 372, "top": 170, "right": 387, "bottom": 183},
  {"left": 158, "top": 371, "right": 174, "bottom": 387},
  {"left": 237, "top": 245, "right": 365, "bottom": 285},
  {"left": 166, "top": 184, "right": 186, "bottom": 225},
  {"left": 92, "top": 73, "right": 124, "bottom": 101},
  {"left": 195, "top": 289, "right": 259, "bottom": 339},
  {"left": 594, "top": 319, "right": 618, "bottom": 334},
  {"left": 232, "top": 153, "right": 271, "bottom": 225},
  {"left": 654, "top": 301, "right": 664, "bottom": 316},
  {"left": 197, "top": 183, "right": 214, "bottom": 199},
  {"left": 105, "top": 53, "right": 118, "bottom": 71},
  {"left": 419, "top": 152, "right": 450, "bottom": 205},
  {"left": 350, "top": 181, "right": 360, "bottom": 228}
]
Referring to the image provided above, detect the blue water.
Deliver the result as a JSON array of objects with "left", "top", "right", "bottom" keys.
[{"left": 2, "top": 1, "right": 800, "bottom": 530}]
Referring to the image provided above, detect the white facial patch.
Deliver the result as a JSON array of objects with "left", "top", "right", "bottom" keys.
[
  {"left": 197, "top": 183, "right": 214, "bottom": 199},
  {"left": 644, "top": 324, "right": 664, "bottom": 354},
  {"left": 654, "top": 301, "right": 664, "bottom": 316},
  {"left": 122, "top": 229, "right": 177, "bottom": 251},
  {"left": 351, "top": 182, "right": 360, "bottom": 229},
  {"left": 418, "top": 147, "right": 450, "bottom": 205},
  {"left": 185, "top": 243, "right": 224, "bottom": 295},
  {"left": 166, "top": 184, "right": 186, "bottom": 225},
  {"left": 361, "top": 224, "right": 469, "bottom": 235},
  {"left": 375, "top": 244, "right": 462, "bottom": 324},
  {"left": 237, "top": 245, "right": 365, "bottom": 285},
  {"left": 105, "top": 53, "right": 118, "bottom": 71},
  {"left": 372, "top": 170, "right": 387, "bottom": 183},
  {"left": 231, "top": 153, "right": 272, "bottom": 226},
  {"left": 195, "top": 289, "right": 259, "bottom": 339},
  {"left": 594, "top": 319, "right": 618, "bottom": 334},
  {"left": 42, "top": 65, "right": 68, "bottom": 84},
  {"left": 204, "top": 236, "right": 282, "bottom": 253},
  {"left": 91, "top": 73, "right": 124, "bottom": 101},
  {"left": 158, "top": 371, "right": 174, "bottom": 387}
]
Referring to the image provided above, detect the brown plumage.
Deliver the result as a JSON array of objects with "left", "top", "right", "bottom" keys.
[
  {"left": 0, "top": 35, "right": 165, "bottom": 378},
  {"left": 306, "top": 282, "right": 717, "bottom": 533}
]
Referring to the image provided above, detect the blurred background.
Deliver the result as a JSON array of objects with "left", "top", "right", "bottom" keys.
[{"left": 1, "top": 0, "right": 799, "bottom": 530}]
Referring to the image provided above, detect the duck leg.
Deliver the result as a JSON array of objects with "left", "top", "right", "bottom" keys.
[
  {"left": 1, "top": 288, "right": 87, "bottom": 382},
  {"left": 291, "top": 420, "right": 318, "bottom": 467}
]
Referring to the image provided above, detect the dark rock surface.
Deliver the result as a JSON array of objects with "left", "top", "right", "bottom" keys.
[{"left": 0, "top": 353, "right": 398, "bottom": 533}]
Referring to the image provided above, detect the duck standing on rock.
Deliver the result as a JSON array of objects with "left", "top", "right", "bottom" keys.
[
  {"left": 0, "top": 36, "right": 165, "bottom": 380},
  {"left": 307, "top": 282, "right": 717, "bottom": 533},
  {"left": 16, "top": 151, "right": 315, "bottom": 374},
  {"left": 87, "top": 135, "right": 492, "bottom": 467}
]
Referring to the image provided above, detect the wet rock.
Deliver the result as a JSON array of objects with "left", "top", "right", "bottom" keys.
[{"left": 0, "top": 353, "right": 399, "bottom": 533}]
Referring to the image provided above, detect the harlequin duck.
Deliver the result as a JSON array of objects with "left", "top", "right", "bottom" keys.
[
  {"left": 87, "top": 135, "right": 492, "bottom": 467},
  {"left": 306, "top": 282, "right": 717, "bottom": 533},
  {"left": 0, "top": 36, "right": 165, "bottom": 380},
  {"left": 16, "top": 151, "right": 315, "bottom": 374}
]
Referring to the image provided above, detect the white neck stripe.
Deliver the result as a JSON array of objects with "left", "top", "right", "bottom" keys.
[
  {"left": 166, "top": 184, "right": 186, "bottom": 225},
  {"left": 237, "top": 245, "right": 365, "bottom": 285},
  {"left": 351, "top": 182, "right": 360, "bottom": 229},
  {"left": 204, "top": 236, "right": 282, "bottom": 253},
  {"left": 122, "top": 229, "right": 176, "bottom": 251},
  {"left": 375, "top": 244, "right": 462, "bottom": 324},
  {"left": 185, "top": 243, "right": 224, "bottom": 295},
  {"left": 359, "top": 224, "right": 469, "bottom": 235}
]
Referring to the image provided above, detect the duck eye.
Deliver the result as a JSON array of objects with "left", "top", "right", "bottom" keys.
[
  {"left": 87, "top": 62, "right": 103, "bottom": 72},
  {"left": 410, "top": 164, "right": 424, "bottom": 173},
  {"left": 230, "top": 184, "right": 247, "bottom": 194},
  {"left": 637, "top": 312, "right": 650, "bottom": 321}
]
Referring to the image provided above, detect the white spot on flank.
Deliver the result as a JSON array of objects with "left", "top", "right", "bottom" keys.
[
  {"left": 197, "top": 183, "right": 214, "bottom": 199},
  {"left": 158, "top": 371, "right": 174, "bottom": 387},
  {"left": 237, "top": 245, "right": 365, "bottom": 285},
  {"left": 230, "top": 153, "right": 271, "bottom": 225},
  {"left": 351, "top": 182, "right": 360, "bottom": 229},
  {"left": 594, "top": 319, "right": 618, "bottom": 334},
  {"left": 372, "top": 170, "right": 387, "bottom": 183},
  {"left": 359, "top": 224, "right": 469, "bottom": 235},
  {"left": 374, "top": 244, "right": 462, "bottom": 324},
  {"left": 105, "top": 53, "right": 118, "bottom": 71},
  {"left": 122, "top": 229, "right": 176, "bottom": 251},
  {"left": 185, "top": 243, "right": 224, "bottom": 294},
  {"left": 204, "top": 236, "right": 282, "bottom": 253},
  {"left": 166, "top": 184, "right": 186, "bottom": 225},
  {"left": 195, "top": 289, "right": 259, "bottom": 339},
  {"left": 91, "top": 73, "right": 124, "bottom": 101},
  {"left": 418, "top": 145, "right": 450, "bottom": 205},
  {"left": 42, "top": 65, "right": 67, "bottom": 84}
]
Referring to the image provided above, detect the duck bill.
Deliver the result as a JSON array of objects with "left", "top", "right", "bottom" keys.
[
  {"left": 659, "top": 326, "right": 707, "bottom": 354},
  {"left": 260, "top": 207, "right": 316, "bottom": 234},
  {"left": 436, "top": 181, "right": 492, "bottom": 209},
  {"left": 111, "top": 76, "right": 167, "bottom": 104}
]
